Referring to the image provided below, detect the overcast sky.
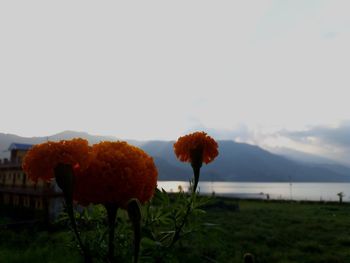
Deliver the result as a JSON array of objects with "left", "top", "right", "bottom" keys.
[{"left": 1, "top": 1, "right": 350, "bottom": 162}]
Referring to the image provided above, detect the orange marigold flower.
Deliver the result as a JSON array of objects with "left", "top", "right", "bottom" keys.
[
  {"left": 22, "top": 138, "right": 90, "bottom": 182},
  {"left": 74, "top": 141, "right": 158, "bottom": 208},
  {"left": 174, "top": 131, "right": 218, "bottom": 164}
]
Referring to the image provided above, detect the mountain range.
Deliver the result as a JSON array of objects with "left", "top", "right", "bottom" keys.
[{"left": 1, "top": 131, "right": 350, "bottom": 182}]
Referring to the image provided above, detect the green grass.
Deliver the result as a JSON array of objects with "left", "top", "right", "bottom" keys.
[
  {"left": 1, "top": 199, "right": 350, "bottom": 262},
  {"left": 0, "top": 229, "right": 80, "bottom": 263},
  {"left": 192, "top": 199, "right": 350, "bottom": 263}
]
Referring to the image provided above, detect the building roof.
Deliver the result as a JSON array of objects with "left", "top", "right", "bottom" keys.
[{"left": 8, "top": 143, "right": 33, "bottom": 151}]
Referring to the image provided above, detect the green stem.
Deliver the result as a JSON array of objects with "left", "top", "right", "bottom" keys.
[
  {"left": 169, "top": 197, "right": 192, "bottom": 248},
  {"left": 127, "top": 199, "right": 142, "bottom": 263},
  {"left": 169, "top": 164, "right": 201, "bottom": 248},
  {"left": 191, "top": 165, "right": 200, "bottom": 194},
  {"left": 190, "top": 148, "right": 202, "bottom": 193},
  {"left": 66, "top": 201, "right": 91, "bottom": 262},
  {"left": 133, "top": 224, "right": 141, "bottom": 263},
  {"left": 105, "top": 203, "right": 118, "bottom": 263},
  {"left": 55, "top": 164, "right": 91, "bottom": 263}
]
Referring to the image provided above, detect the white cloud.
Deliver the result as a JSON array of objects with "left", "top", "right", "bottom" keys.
[{"left": 0, "top": 1, "right": 349, "bottom": 145}]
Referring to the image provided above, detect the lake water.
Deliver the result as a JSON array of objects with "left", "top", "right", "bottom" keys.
[{"left": 157, "top": 181, "right": 350, "bottom": 202}]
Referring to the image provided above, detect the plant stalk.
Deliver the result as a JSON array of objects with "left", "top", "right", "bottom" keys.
[
  {"left": 169, "top": 164, "right": 200, "bottom": 248},
  {"left": 54, "top": 164, "right": 91, "bottom": 263},
  {"left": 105, "top": 203, "right": 118, "bottom": 263},
  {"left": 127, "top": 199, "right": 142, "bottom": 263}
]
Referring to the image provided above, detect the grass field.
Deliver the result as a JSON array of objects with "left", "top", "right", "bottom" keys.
[
  {"left": 1, "top": 199, "right": 350, "bottom": 263},
  {"left": 195, "top": 199, "right": 350, "bottom": 263}
]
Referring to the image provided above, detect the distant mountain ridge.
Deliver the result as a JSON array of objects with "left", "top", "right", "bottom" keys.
[
  {"left": 1, "top": 131, "right": 350, "bottom": 182},
  {"left": 268, "top": 146, "right": 340, "bottom": 165},
  {"left": 141, "top": 140, "right": 350, "bottom": 182},
  {"left": 0, "top": 131, "right": 123, "bottom": 158}
]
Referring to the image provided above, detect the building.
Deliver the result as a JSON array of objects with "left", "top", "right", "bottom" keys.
[{"left": 0, "top": 143, "right": 64, "bottom": 223}]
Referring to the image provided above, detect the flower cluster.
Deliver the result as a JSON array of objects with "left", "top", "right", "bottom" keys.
[
  {"left": 23, "top": 139, "right": 158, "bottom": 208},
  {"left": 74, "top": 141, "right": 158, "bottom": 208},
  {"left": 22, "top": 138, "right": 90, "bottom": 182},
  {"left": 173, "top": 131, "right": 218, "bottom": 164}
]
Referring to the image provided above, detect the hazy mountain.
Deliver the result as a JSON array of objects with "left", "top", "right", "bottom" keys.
[
  {"left": 0, "top": 131, "right": 138, "bottom": 158},
  {"left": 0, "top": 131, "right": 114, "bottom": 159},
  {"left": 268, "top": 147, "right": 339, "bottom": 165},
  {"left": 140, "top": 140, "right": 350, "bottom": 182},
  {"left": 1, "top": 131, "right": 350, "bottom": 182}
]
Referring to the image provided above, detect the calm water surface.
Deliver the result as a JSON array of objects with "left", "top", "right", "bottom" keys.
[{"left": 157, "top": 181, "right": 350, "bottom": 202}]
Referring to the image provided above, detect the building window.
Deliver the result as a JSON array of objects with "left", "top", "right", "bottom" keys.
[
  {"left": 23, "top": 197, "right": 30, "bottom": 208},
  {"left": 22, "top": 173, "right": 26, "bottom": 186},
  {"left": 35, "top": 199, "right": 43, "bottom": 209},
  {"left": 13, "top": 196, "right": 19, "bottom": 206},
  {"left": 4, "top": 194, "right": 10, "bottom": 204}
]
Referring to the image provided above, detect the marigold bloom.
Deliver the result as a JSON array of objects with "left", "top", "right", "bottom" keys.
[
  {"left": 22, "top": 138, "right": 90, "bottom": 182},
  {"left": 174, "top": 131, "right": 218, "bottom": 164},
  {"left": 74, "top": 141, "right": 158, "bottom": 208}
]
